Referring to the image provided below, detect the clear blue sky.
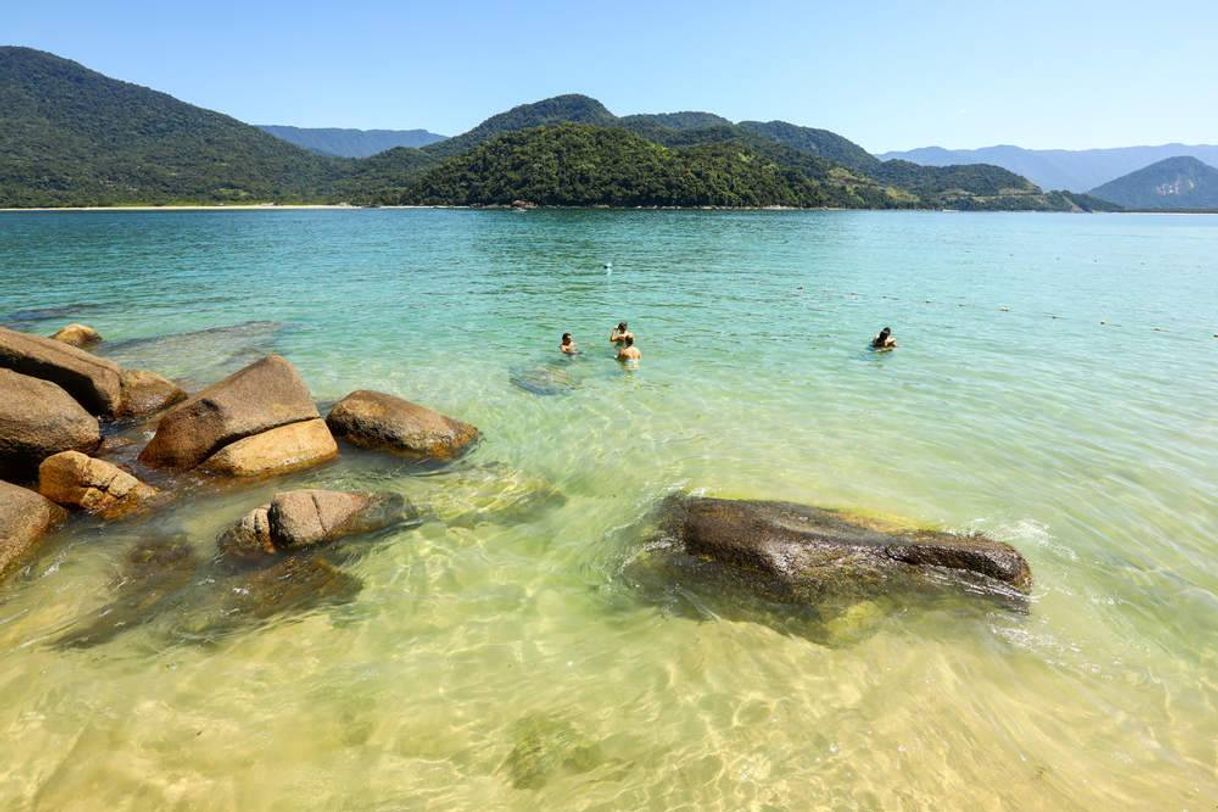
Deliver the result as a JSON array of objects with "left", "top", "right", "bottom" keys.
[{"left": 6, "top": 0, "right": 1216, "bottom": 152}]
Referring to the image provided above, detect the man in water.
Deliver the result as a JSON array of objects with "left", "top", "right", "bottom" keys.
[
  {"left": 616, "top": 335, "right": 641, "bottom": 362},
  {"left": 871, "top": 326, "right": 897, "bottom": 349},
  {"left": 609, "top": 321, "right": 634, "bottom": 345},
  {"left": 560, "top": 332, "right": 578, "bottom": 355}
]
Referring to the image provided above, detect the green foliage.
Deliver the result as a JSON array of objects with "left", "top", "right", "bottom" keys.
[
  {"left": 1089, "top": 156, "right": 1218, "bottom": 210},
  {"left": 421, "top": 94, "right": 617, "bottom": 160},
  {"left": 737, "top": 120, "right": 881, "bottom": 171},
  {"left": 0, "top": 47, "right": 344, "bottom": 206}
]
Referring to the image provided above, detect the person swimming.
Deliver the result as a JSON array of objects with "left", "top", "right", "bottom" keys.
[
  {"left": 871, "top": 326, "right": 896, "bottom": 350},
  {"left": 616, "top": 334, "right": 641, "bottom": 362},
  {"left": 609, "top": 321, "right": 634, "bottom": 345},
  {"left": 559, "top": 332, "right": 578, "bottom": 355}
]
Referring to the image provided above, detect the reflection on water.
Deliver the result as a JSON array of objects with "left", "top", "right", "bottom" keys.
[{"left": 0, "top": 209, "right": 1216, "bottom": 809}]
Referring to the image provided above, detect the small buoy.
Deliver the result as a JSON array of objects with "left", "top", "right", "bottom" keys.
[
  {"left": 1099, "top": 320, "right": 1106, "bottom": 325},
  {"left": 999, "top": 306, "right": 1009, "bottom": 312}
]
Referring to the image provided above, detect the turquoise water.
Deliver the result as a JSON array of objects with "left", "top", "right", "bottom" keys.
[{"left": 0, "top": 209, "right": 1216, "bottom": 809}]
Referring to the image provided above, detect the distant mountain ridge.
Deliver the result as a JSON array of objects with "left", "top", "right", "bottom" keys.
[
  {"left": 878, "top": 143, "right": 1218, "bottom": 192},
  {"left": 0, "top": 46, "right": 1114, "bottom": 211},
  {"left": 1089, "top": 156, "right": 1218, "bottom": 210},
  {"left": 258, "top": 125, "right": 446, "bottom": 158}
]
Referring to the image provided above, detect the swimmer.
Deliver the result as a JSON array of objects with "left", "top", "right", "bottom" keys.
[
  {"left": 616, "top": 335, "right": 641, "bottom": 362},
  {"left": 871, "top": 326, "right": 897, "bottom": 350},
  {"left": 560, "top": 332, "right": 578, "bottom": 355},
  {"left": 610, "top": 321, "right": 634, "bottom": 345}
]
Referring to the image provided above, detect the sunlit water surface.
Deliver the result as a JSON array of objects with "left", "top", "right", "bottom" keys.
[{"left": 0, "top": 210, "right": 1215, "bottom": 809}]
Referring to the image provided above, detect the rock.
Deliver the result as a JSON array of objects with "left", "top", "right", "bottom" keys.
[
  {"left": 138, "top": 355, "right": 319, "bottom": 471},
  {"left": 0, "top": 368, "right": 101, "bottom": 480},
  {"left": 118, "top": 369, "right": 187, "bottom": 418},
  {"left": 54, "top": 538, "right": 200, "bottom": 649},
  {"left": 38, "top": 451, "right": 158, "bottom": 520},
  {"left": 658, "top": 494, "right": 1032, "bottom": 600},
  {"left": 101, "top": 321, "right": 283, "bottom": 384},
  {"left": 326, "top": 390, "right": 479, "bottom": 460},
  {"left": 0, "top": 326, "right": 124, "bottom": 416},
  {"left": 502, "top": 714, "right": 603, "bottom": 790},
  {"left": 216, "top": 554, "right": 363, "bottom": 622},
  {"left": 50, "top": 323, "right": 102, "bottom": 348},
  {"left": 198, "top": 419, "right": 338, "bottom": 478},
  {"left": 217, "top": 489, "right": 411, "bottom": 561},
  {"left": 509, "top": 364, "right": 577, "bottom": 396},
  {"left": 0, "top": 480, "right": 68, "bottom": 580}
]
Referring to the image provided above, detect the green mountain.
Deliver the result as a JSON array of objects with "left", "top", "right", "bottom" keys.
[
  {"left": 258, "top": 125, "right": 446, "bottom": 158},
  {"left": 1089, "top": 156, "right": 1218, "bottom": 210},
  {"left": 0, "top": 46, "right": 342, "bottom": 206},
  {"left": 0, "top": 47, "right": 1118, "bottom": 212}
]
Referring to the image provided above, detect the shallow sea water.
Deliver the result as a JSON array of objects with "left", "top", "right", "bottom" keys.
[{"left": 0, "top": 209, "right": 1215, "bottom": 809}]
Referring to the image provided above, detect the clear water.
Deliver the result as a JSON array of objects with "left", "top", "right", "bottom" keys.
[{"left": 0, "top": 209, "right": 1215, "bottom": 809}]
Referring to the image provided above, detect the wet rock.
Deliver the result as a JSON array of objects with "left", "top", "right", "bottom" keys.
[
  {"left": 117, "top": 369, "right": 187, "bottom": 418},
  {"left": 0, "top": 325, "right": 124, "bottom": 416},
  {"left": 0, "top": 368, "right": 102, "bottom": 480},
  {"left": 326, "top": 389, "right": 479, "bottom": 461},
  {"left": 217, "top": 489, "right": 412, "bottom": 561},
  {"left": 38, "top": 451, "right": 159, "bottom": 520},
  {"left": 0, "top": 480, "right": 68, "bottom": 581},
  {"left": 216, "top": 554, "right": 363, "bottom": 622},
  {"left": 50, "top": 323, "right": 102, "bottom": 348},
  {"left": 656, "top": 494, "right": 1031, "bottom": 602},
  {"left": 139, "top": 355, "right": 319, "bottom": 471},
  {"left": 501, "top": 714, "right": 603, "bottom": 790},
  {"left": 54, "top": 538, "right": 201, "bottom": 649},
  {"left": 198, "top": 418, "right": 338, "bottom": 478}
]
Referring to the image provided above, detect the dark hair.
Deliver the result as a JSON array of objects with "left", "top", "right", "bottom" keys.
[
  {"left": 617, "top": 321, "right": 628, "bottom": 331},
  {"left": 879, "top": 327, "right": 891, "bottom": 338},
  {"left": 561, "top": 332, "right": 572, "bottom": 342},
  {"left": 624, "top": 335, "right": 634, "bottom": 347}
]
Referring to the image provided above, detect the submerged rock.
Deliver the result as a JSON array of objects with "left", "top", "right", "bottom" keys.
[
  {"left": 217, "top": 489, "right": 413, "bottom": 561},
  {"left": 0, "top": 480, "right": 68, "bottom": 581},
  {"left": 54, "top": 538, "right": 201, "bottom": 649},
  {"left": 38, "top": 450, "right": 159, "bottom": 520},
  {"left": 139, "top": 355, "right": 319, "bottom": 471},
  {"left": 508, "top": 364, "right": 577, "bottom": 396},
  {"left": 0, "top": 368, "right": 102, "bottom": 481},
  {"left": 501, "top": 714, "right": 603, "bottom": 790},
  {"left": 117, "top": 369, "right": 187, "bottom": 418},
  {"left": 99, "top": 321, "right": 284, "bottom": 383},
  {"left": 0, "top": 325, "right": 124, "bottom": 416},
  {"left": 199, "top": 418, "right": 338, "bottom": 478},
  {"left": 660, "top": 495, "right": 1031, "bottom": 599},
  {"left": 326, "top": 390, "right": 479, "bottom": 461},
  {"left": 50, "top": 323, "right": 102, "bottom": 348}
]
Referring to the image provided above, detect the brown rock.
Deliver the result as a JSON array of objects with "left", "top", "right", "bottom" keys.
[
  {"left": 326, "top": 389, "right": 478, "bottom": 460},
  {"left": 138, "top": 355, "right": 319, "bottom": 471},
  {"left": 50, "top": 323, "right": 102, "bottom": 348},
  {"left": 0, "top": 325, "right": 123, "bottom": 416},
  {"left": 38, "top": 450, "right": 158, "bottom": 520},
  {"left": 0, "top": 368, "right": 101, "bottom": 480},
  {"left": 118, "top": 369, "right": 187, "bottom": 418},
  {"left": 217, "top": 489, "right": 410, "bottom": 560},
  {"left": 0, "top": 480, "right": 67, "bottom": 580},
  {"left": 199, "top": 419, "right": 338, "bottom": 478}
]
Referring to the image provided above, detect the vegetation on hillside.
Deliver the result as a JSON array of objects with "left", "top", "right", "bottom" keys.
[{"left": 1089, "top": 156, "right": 1218, "bottom": 210}]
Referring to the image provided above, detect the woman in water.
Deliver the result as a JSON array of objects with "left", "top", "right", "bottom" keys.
[
  {"left": 609, "top": 321, "right": 633, "bottom": 345},
  {"left": 560, "top": 332, "right": 578, "bottom": 355},
  {"left": 871, "top": 326, "right": 897, "bottom": 350}
]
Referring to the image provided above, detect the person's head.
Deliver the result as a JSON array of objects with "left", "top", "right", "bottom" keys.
[
  {"left": 624, "top": 335, "right": 634, "bottom": 347},
  {"left": 561, "top": 332, "right": 572, "bottom": 345},
  {"left": 879, "top": 327, "right": 891, "bottom": 339},
  {"left": 617, "top": 321, "right": 628, "bottom": 332}
]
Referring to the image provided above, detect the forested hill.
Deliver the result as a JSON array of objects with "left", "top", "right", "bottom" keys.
[
  {"left": 0, "top": 46, "right": 343, "bottom": 206},
  {"left": 0, "top": 47, "right": 1116, "bottom": 211},
  {"left": 1088, "top": 156, "right": 1218, "bottom": 210}
]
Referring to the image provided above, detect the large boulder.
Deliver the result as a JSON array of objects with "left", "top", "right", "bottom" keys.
[
  {"left": 139, "top": 355, "right": 319, "bottom": 471},
  {"left": 198, "top": 419, "right": 338, "bottom": 478},
  {"left": 0, "top": 325, "right": 124, "bottom": 416},
  {"left": 217, "top": 489, "right": 410, "bottom": 561},
  {"left": 0, "top": 480, "right": 68, "bottom": 580},
  {"left": 326, "top": 390, "right": 479, "bottom": 460},
  {"left": 0, "top": 368, "right": 101, "bottom": 480},
  {"left": 656, "top": 495, "right": 1032, "bottom": 601},
  {"left": 38, "top": 451, "right": 159, "bottom": 520},
  {"left": 118, "top": 369, "right": 187, "bottom": 418},
  {"left": 50, "top": 323, "right": 102, "bottom": 348}
]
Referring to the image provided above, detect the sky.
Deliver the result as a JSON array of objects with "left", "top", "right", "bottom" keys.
[{"left": 5, "top": 0, "right": 1217, "bottom": 153}]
